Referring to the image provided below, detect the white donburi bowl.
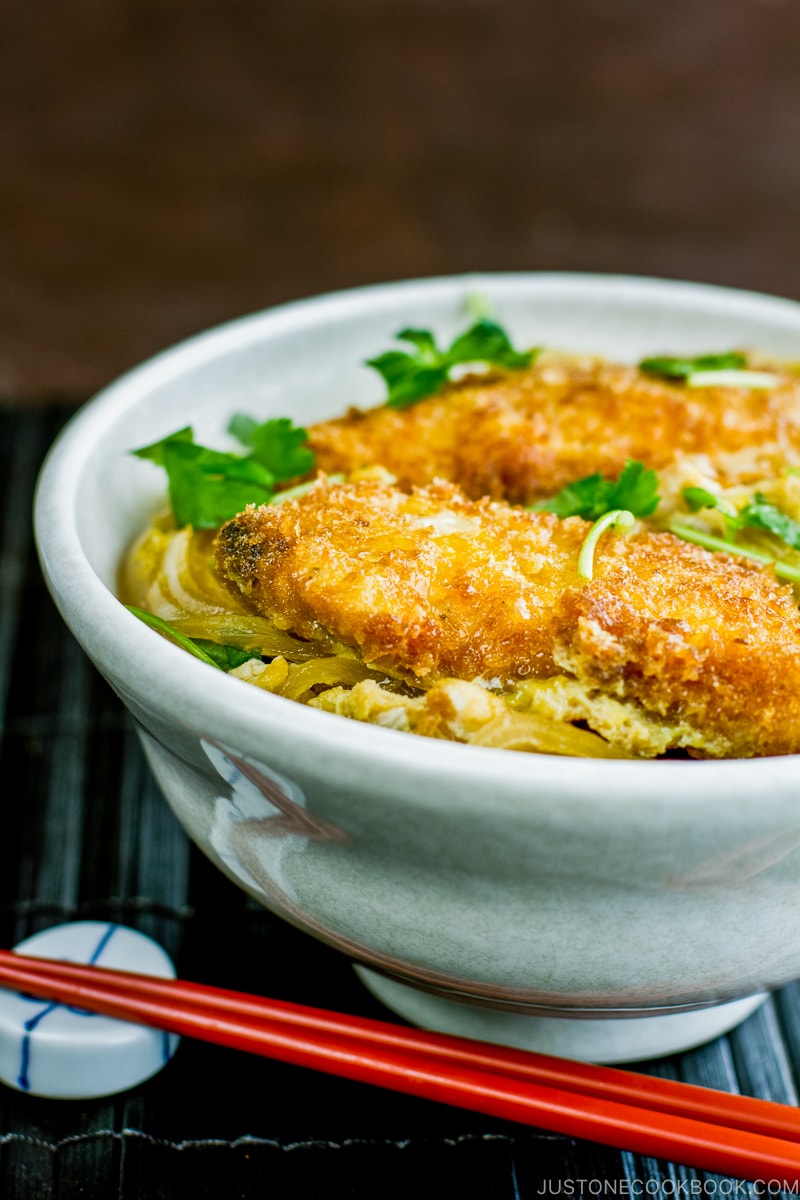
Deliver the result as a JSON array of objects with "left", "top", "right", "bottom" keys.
[{"left": 33, "top": 272, "right": 800, "bottom": 1064}]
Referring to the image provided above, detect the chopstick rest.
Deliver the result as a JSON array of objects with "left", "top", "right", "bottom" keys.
[{"left": 0, "top": 922, "right": 179, "bottom": 1099}]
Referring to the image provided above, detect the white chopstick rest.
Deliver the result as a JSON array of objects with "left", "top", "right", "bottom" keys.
[{"left": 0, "top": 921, "right": 180, "bottom": 1099}]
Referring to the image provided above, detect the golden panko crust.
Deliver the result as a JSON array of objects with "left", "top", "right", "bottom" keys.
[
  {"left": 214, "top": 477, "right": 800, "bottom": 758},
  {"left": 307, "top": 357, "right": 800, "bottom": 503}
]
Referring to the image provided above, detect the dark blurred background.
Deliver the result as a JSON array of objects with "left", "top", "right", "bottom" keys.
[
  {"left": 2, "top": 0, "right": 800, "bottom": 401},
  {"left": 3, "top": 8, "right": 800, "bottom": 1195}
]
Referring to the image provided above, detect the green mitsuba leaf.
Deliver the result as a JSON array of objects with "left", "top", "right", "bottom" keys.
[
  {"left": 532, "top": 460, "right": 660, "bottom": 521},
  {"left": 133, "top": 429, "right": 275, "bottom": 528},
  {"left": 366, "top": 318, "right": 535, "bottom": 410},
  {"left": 229, "top": 415, "right": 315, "bottom": 481},
  {"left": 162, "top": 441, "right": 275, "bottom": 529},
  {"left": 682, "top": 487, "right": 737, "bottom": 518},
  {"left": 126, "top": 605, "right": 223, "bottom": 668},
  {"left": 738, "top": 494, "right": 800, "bottom": 551},
  {"left": 127, "top": 606, "right": 263, "bottom": 671},
  {"left": 609, "top": 460, "right": 662, "bottom": 518},
  {"left": 681, "top": 487, "right": 800, "bottom": 552},
  {"left": 639, "top": 352, "right": 747, "bottom": 380},
  {"left": 532, "top": 474, "right": 609, "bottom": 520},
  {"left": 394, "top": 328, "right": 438, "bottom": 357},
  {"left": 190, "top": 640, "right": 263, "bottom": 670},
  {"left": 226, "top": 414, "right": 259, "bottom": 446},
  {"left": 365, "top": 351, "right": 449, "bottom": 409},
  {"left": 133, "top": 415, "right": 317, "bottom": 528},
  {"left": 133, "top": 426, "right": 194, "bottom": 465},
  {"left": 683, "top": 486, "right": 722, "bottom": 513},
  {"left": 446, "top": 319, "right": 533, "bottom": 372}
]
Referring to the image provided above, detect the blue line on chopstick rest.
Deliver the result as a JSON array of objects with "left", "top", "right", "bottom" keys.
[
  {"left": 16, "top": 923, "right": 119, "bottom": 1091},
  {"left": 162, "top": 1030, "right": 177, "bottom": 1063}
]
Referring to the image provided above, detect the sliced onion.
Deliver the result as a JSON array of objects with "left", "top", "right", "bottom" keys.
[
  {"left": 156, "top": 529, "right": 221, "bottom": 613},
  {"left": 278, "top": 657, "right": 388, "bottom": 701},
  {"left": 166, "top": 613, "right": 327, "bottom": 662},
  {"left": 468, "top": 713, "right": 632, "bottom": 758}
]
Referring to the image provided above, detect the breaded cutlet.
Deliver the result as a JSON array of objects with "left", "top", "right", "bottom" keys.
[
  {"left": 214, "top": 476, "right": 800, "bottom": 759},
  {"left": 307, "top": 355, "right": 800, "bottom": 504}
]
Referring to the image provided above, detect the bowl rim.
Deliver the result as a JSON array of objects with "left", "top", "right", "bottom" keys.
[{"left": 32, "top": 269, "right": 800, "bottom": 794}]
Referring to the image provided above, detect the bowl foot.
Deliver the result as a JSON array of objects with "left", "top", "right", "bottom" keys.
[{"left": 353, "top": 967, "right": 768, "bottom": 1064}]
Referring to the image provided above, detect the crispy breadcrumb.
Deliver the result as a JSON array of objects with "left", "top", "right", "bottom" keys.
[
  {"left": 307, "top": 355, "right": 800, "bottom": 504},
  {"left": 214, "top": 477, "right": 800, "bottom": 758}
]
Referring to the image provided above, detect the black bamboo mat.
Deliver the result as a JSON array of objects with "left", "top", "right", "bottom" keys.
[{"left": 2, "top": 403, "right": 800, "bottom": 1199}]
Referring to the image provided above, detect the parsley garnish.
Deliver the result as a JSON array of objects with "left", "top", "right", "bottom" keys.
[
  {"left": 133, "top": 415, "right": 315, "bottom": 528},
  {"left": 682, "top": 487, "right": 800, "bottom": 551},
  {"left": 365, "top": 318, "right": 535, "bottom": 410},
  {"left": 639, "top": 353, "right": 747, "bottom": 380},
  {"left": 673, "top": 488, "right": 800, "bottom": 584},
  {"left": 530, "top": 460, "right": 660, "bottom": 521},
  {"left": 735, "top": 494, "right": 800, "bottom": 549},
  {"left": 227, "top": 415, "right": 315, "bottom": 481},
  {"left": 682, "top": 486, "right": 737, "bottom": 519}
]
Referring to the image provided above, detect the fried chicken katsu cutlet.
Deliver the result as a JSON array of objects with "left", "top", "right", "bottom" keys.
[
  {"left": 214, "top": 477, "right": 800, "bottom": 759},
  {"left": 308, "top": 356, "right": 800, "bottom": 504}
]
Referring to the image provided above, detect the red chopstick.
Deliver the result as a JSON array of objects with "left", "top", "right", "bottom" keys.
[{"left": 1, "top": 949, "right": 798, "bottom": 1184}]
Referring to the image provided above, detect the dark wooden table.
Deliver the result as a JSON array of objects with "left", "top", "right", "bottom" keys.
[
  {"left": 3, "top": 0, "right": 800, "bottom": 402},
  {"left": 3, "top": 3, "right": 800, "bottom": 1196}
]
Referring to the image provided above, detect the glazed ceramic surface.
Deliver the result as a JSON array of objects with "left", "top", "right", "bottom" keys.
[
  {"left": 0, "top": 922, "right": 178, "bottom": 1098},
  {"left": 33, "top": 273, "right": 800, "bottom": 1061}
]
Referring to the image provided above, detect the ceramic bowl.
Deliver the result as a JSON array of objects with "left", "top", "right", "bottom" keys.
[{"left": 33, "top": 272, "right": 800, "bottom": 1064}]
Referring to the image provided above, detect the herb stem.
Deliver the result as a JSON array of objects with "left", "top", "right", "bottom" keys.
[
  {"left": 668, "top": 523, "right": 800, "bottom": 585},
  {"left": 668, "top": 524, "right": 772, "bottom": 562},
  {"left": 686, "top": 369, "right": 781, "bottom": 389},
  {"left": 268, "top": 474, "right": 346, "bottom": 505},
  {"left": 775, "top": 563, "right": 800, "bottom": 585},
  {"left": 126, "top": 605, "right": 223, "bottom": 668},
  {"left": 578, "top": 509, "right": 636, "bottom": 580},
  {"left": 464, "top": 291, "right": 493, "bottom": 320}
]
